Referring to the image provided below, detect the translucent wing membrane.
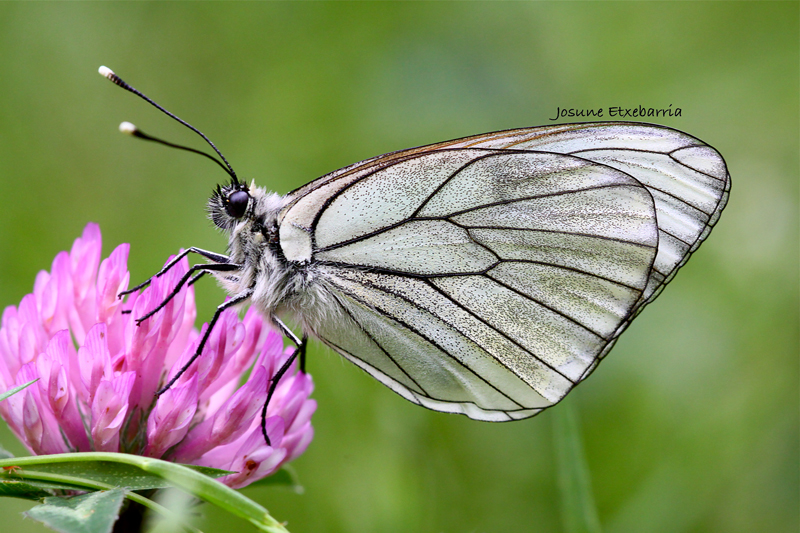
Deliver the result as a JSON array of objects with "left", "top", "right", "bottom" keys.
[
  {"left": 279, "top": 122, "right": 730, "bottom": 420},
  {"left": 442, "top": 123, "right": 731, "bottom": 314}
]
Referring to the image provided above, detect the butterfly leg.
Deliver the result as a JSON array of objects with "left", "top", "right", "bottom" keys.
[
  {"left": 134, "top": 262, "right": 241, "bottom": 324},
  {"left": 119, "top": 247, "right": 231, "bottom": 297},
  {"left": 272, "top": 317, "right": 307, "bottom": 369},
  {"left": 299, "top": 334, "right": 307, "bottom": 372},
  {"left": 259, "top": 318, "right": 308, "bottom": 444},
  {"left": 156, "top": 288, "right": 254, "bottom": 396}
]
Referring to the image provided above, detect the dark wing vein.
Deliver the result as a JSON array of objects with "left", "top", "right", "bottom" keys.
[
  {"left": 409, "top": 152, "right": 502, "bottom": 218},
  {"left": 327, "top": 276, "right": 527, "bottom": 409},
  {"left": 463, "top": 225, "right": 657, "bottom": 250},
  {"left": 658, "top": 227, "right": 693, "bottom": 247},
  {"left": 315, "top": 260, "right": 500, "bottom": 279},
  {"left": 565, "top": 145, "right": 725, "bottom": 183},
  {"left": 500, "top": 259, "right": 644, "bottom": 292},
  {"left": 483, "top": 272, "right": 608, "bottom": 340},
  {"left": 332, "top": 297, "right": 429, "bottom": 396},
  {"left": 421, "top": 278, "right": 577, "bottom": 385}
]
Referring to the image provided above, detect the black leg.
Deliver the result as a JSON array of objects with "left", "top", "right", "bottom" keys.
[
  {"left": 273, "top": 317, "right": 307, "bottom": 371},
  {"left": 187, "top": 271, "right": 206, "bottom": 287},
  {"left": 135, "top": 262, "right": 240, "bottom": 324},
  {"left": 260, "top": 347, "right": 300, "bottom": 446},
  {"left": 156, "top": 289, "right": 253, "bottom": 396},
  {"left": 119, "top": 247, "right": 230, "bottom": 298},
  {"left": 299, "top": 334, "right": 308, "bottom": 373},
  {"left": 259, "top": 318, "right": 308, "bottom": 444},
  {"left": 273, "top": 317, "right": 303, "bottom": 350},
  {"left": 119, "top": 277, "right": 154, "bottom": 298}
]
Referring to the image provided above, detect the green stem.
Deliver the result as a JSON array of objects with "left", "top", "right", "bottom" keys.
[
  {"left": 8, "top": 469, "right": 201, "bottom": 533},
  {"left": 553, "top": 399, "right": 603, "bottom": 533},
  {"left": 0, "top": 453, "right": 289, "bottom": 533}
]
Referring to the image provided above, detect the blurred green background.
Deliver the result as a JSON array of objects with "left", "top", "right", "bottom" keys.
[{"left": 0, "top": 2, "right": 796, "bottom": 532}]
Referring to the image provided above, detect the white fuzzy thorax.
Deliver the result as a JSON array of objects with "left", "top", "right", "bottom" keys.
[{"left": 211, "top": 185, "right": 344, "bottom": 339}]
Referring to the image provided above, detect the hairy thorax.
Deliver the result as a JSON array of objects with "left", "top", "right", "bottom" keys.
[{"left": 214, "top": 186, "right": 339, "bottom": 332}]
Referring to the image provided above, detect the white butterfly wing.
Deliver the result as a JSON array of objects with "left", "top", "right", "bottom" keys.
[
  {"left": 442, "top": 122, "right": 731, "bottom": 310},
  {"left": 278, "top": 122, "right": 729, "bottom": 420}
]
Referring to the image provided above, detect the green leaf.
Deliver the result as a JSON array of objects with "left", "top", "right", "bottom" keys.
[
  {"left": 0, "top": 453, "right": 289, "bottom": 533},
  {"left": 1, "top": 470, "right": 139, "bottom": 496},
  {"left": 0, "top": 478, "right": 55, "bottom": 500},
  {"left": 10, "top": 460, "right": 231, "bottom": 491},
  {"left": 553, "top": 399, "right": 603, "bottom": 533},
  {"left": 0, "top": 378, "right": 38, "bottom": 402},
  {"left": 1, "top": 462, "right": 202, "bottom": 532},
  {"left": 183, "top": 465, "right": 234, "bottom": 478},
  {"left": 25, "top": 488, "right": 126, "bottom": 533}
]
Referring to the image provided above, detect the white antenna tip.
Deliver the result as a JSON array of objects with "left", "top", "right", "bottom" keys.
[
  {"left": 119, "top": 122, "right": 137, "bottom": 134},
  {"left": 98, "top": 66, "right": 114, "bottom": 79}
]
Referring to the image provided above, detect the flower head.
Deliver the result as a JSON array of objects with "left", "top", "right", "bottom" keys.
[{"left": 0, "top": 223, "right": 315, "bottom": 488}]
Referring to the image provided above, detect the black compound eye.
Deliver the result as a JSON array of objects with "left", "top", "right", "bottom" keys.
[{"left": 226, "top": 190, "right": 250, "bottom": 219}]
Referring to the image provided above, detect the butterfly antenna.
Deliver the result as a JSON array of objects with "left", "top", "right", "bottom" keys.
[
  {"left": 98, "top": 66, "right": 239, "bottom": 185},
  {"left": 118, "top": 121, "right": 233, "bottom": 176}
]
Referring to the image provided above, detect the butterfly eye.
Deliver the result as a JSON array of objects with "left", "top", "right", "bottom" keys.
[{"left": 226, "top": 190, "right": 250, "bottom": 218}]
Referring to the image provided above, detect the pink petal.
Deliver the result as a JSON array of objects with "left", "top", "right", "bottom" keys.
[
  {"left": 91, "top": 371, "right": 135, "bottom": 451},
  {"left": 77, "top": 324, "right": 112, "bottom": 404},
  {"left": 0, "top": 223, "right": 315, "bottom": 483},
  {"left": 96, "top": 244, "right": 130, "bottom": 323},
  {"left": 145, "top": 374, "right": 198, "bottom": 458},
  {"left": 69, "top": 223, "right": 102, "bottom": 341},
  {"left": 173, "top": 366, "right": 268, "bottom": 462}
]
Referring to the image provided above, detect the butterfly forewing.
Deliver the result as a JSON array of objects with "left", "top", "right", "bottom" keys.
[
  {"left": 442, "top": 122, "right": 731, "bottom": 308},
  {"left": 277, "top": 130, "right": 718, "bottom": 420}
]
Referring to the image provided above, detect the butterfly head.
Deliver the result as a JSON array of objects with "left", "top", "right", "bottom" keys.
[
  {"left": 208, "top": 180, "right": 284, "bottom": 259},
  {"left": 209, "top": 180, "right": 252, "bottom": 231}
]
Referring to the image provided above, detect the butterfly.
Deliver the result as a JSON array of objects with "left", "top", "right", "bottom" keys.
[{"left": 101, "top": 67, "right": 730, "bottom": 438}]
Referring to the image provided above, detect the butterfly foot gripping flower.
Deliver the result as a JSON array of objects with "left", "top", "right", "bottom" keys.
[{"left": 0, "top": 223, "right": 315, "bottom": 488}]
